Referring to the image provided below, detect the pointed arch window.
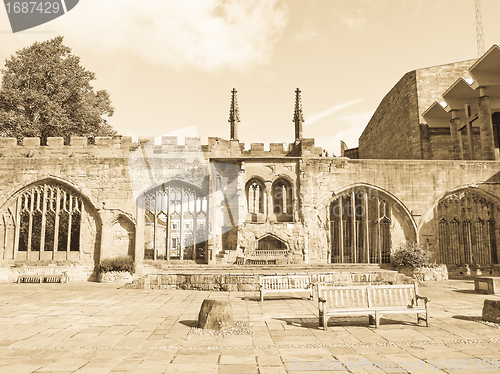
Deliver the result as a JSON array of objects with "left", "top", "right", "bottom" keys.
[
  {"left": 246, "top": 179, "right": 265, "bottom": 215},
  {"left": 272, "top": 178, "right": 293, "bottom": 222},
  {"left": 329, "top": 188, "right": 393, "bottom": 264},
  {"left": 0, "top": 182, "right": 86, "bottom": 261},
  {"left": 437, "top": 190, "right": 498, "bottom": 265}
]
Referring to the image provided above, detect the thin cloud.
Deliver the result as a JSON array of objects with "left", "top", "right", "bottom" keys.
[
  {"left": 49, "top": 0, "right": 289, "bottom": 72},
  {"left": 314, "top": 110, "right": 373, "bottom": 156},
  {"left": 294, "top": 18, "right": 320, "bottom": 42},
  {"left": 304, "top": 99, "right": 363, "bottom": 127}
]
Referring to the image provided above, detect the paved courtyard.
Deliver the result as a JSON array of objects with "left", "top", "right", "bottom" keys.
[{"left": 0, "top": 280, "right": 500, "bottom": 373}]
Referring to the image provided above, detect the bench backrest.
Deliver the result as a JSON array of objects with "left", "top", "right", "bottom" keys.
[
  {"left": 318, "top": 283, "right": 418, "bottom": 309},
  {"left": 260, "top": 275, "right": 311, "bottom": 289},
  {"left": 24, "top": 266, "right": 67, "bottom": 275},
  {"left": 318, "top": 285, "right": 370, "bottom": 309},
  {"left": 367, "top": 284, "right": 417, "bottom": 308}
]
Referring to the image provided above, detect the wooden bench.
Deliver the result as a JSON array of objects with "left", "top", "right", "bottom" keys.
[
  {"left": 17, "top": 266, "right": 68, "bottom": 283},
  {"left": 260, "top": 275, "right": 313, "bottom": 301},
  {"left": 317, "top": 282, "right": 430, "bottom": 329}
]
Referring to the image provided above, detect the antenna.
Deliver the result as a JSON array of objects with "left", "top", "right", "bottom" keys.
[{"left": 476, "top": 0, "right": 485, "bottom": 56}]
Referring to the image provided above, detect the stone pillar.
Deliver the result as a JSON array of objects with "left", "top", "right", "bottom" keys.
[
  {"left": 135, "top": 200, "right": 145, "bottom": 263},
  {"left": 207, "top": 169, "right": 216, "bottom": 264},
  {"left": 266, "top": 181, "right": 273, "bottom": 221},
  {"left": 450, "top": 111, "right": 464, "bottom": 160},
  {"left": 99, "top": 210, "right": 112, "bottom": 261},
  {"left": 478, "top": 88, "right": 497, "bottom": 160},
  {"left": 420, "top": 124, "right": 432, "bottom": 159}
]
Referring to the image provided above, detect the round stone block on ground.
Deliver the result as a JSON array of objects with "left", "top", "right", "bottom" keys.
[
  {"left": 197, "top": 299, "right": 235, "bottom": 330},
  {"left": 482, "top": 299, "right": 500, "bottom": 323}
]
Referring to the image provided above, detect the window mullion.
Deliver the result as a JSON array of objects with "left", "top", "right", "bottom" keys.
[
  {"left": 53, "top": 188, "right": 60, "bottom": 256},
  {"left": 40, "top": 184, "right": 48, "bottom": 254}
]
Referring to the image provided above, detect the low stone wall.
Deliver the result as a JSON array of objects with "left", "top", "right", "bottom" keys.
[
  {"left": 0, "top": 261, "right": 96, "bottom": 282},
  {"left": 126, "top": 270, "right": 410, "bottom": 291},
  {"left": 413, "top": 265, "right": 448, "bottom": 281},
  {"left": 99, "top": 271, "right": 134, "bottom": 283},
  {"left": 397, "top": 265, "right": 448, "bottom": 281}
]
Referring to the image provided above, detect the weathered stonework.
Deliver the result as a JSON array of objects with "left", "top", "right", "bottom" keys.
[
  {"left": 1, "top": 135, "right": 500, "bottom": 278},
  {"left": 99, "top": 271, "right": 134, "bottom": 283}
]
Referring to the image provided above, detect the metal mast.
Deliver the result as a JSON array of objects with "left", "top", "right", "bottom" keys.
[{"left": 476, "top": 0, "right": 485, "bottom": 56}]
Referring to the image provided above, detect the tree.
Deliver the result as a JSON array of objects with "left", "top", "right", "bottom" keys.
[{"left": 0, "top": 36, "right": 116, "bottom": 145}]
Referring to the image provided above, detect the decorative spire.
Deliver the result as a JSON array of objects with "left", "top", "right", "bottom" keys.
[
  {"left": 228, "top": 88, "right": 240, "bottom": 141},
  {"left": 293, "top": 88, "right": 304, "bottom": 140}
]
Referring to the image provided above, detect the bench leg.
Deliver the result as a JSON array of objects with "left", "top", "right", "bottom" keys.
[
  {"left": 375, "top": 311, "right": 380, "bottom": 328},
  {"left": 417, "top": 313, "right": 430, "bottom": 327},
  {"left": 260, "top": 290, "right": 264, "bottom": 302},
  {"left": 369, "top": 314, "right": 375, "bottom": 326},
  {"left": 323, "top": 314, "right": 328, "bottom": 330}
]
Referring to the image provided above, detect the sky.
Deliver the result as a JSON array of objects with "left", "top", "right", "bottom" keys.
[{"left": 1, "top": 0, "right": 500, "bottom": 155}]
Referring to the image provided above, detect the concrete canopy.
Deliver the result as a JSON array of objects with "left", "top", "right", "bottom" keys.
[
  {"left": 442, "top": 78, "right": 478, "bottom": 112},
  {"left": 422, "top": 101, "right": 450, "bottom": 128},
  {"left": 470, "top": 45, "right": 500, "bottom": 87}
]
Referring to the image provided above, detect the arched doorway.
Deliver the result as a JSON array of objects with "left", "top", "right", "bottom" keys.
[
  {"left": 437, "top": 189, "right": 499, "bottom": 265},
  {"left": 257, "top": 235, "right": 287, "bottom": 252},
  {"left": 142, "top": 181, "right": 208, "bottom": 261}
]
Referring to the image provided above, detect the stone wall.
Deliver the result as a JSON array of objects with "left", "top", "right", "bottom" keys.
[
  {"left": 416, "top": 60, "right": 476, "bottom": 124},
  {"left": 1, "top": 135, "right": 500, "bottom": 275},
  {"left": 359, "top": 71, "right": 421, "bottom": 159}
]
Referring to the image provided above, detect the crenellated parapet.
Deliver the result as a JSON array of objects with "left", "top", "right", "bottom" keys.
[
  {"left": 0, "top": 135, "right": 326, "bottom": 159},
  {"left": 0, "top": 136, "right": 134, "bottom": 158}
]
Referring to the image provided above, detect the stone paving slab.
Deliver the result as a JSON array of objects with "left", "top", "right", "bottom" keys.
[{"left": 0, "top": 280, "right": 500, "bottom": 373}]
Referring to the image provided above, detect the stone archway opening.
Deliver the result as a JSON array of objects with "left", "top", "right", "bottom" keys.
[
  {"left": 142, "top": 181, "right": 208, "bottom": 262},
  {"left": 437, "top": 189, "right": 499, "bottom": 265},
  {"left": 329, "top": 186, "right": 414, "bottom": 264},
  {"left": 257, "top": 235, "right": 287, "bottom": 252}
]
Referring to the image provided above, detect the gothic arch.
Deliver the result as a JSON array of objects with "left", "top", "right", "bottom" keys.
[
  {"left": 327, "top": 184, "right": 416, "bottom": 264},
  {"left": 0, "top": 176, "right": 100, "bottom": 215},
  {"left": 426, "top": 187, "right": 500, "bottom": 265},
  {"left": 272, "top": 178, "right": 293, "bottom": 222},
  {"left": 254, "top": 232, "right": 290, "bottom": 251},
  {"left": 0, "top": 178, "right": 101, "bottom": 262},
  {"left": 245, "top": 177, "right": 266, "bottom": 217},
  {"left": 141, "top": 180, "right": 208, "bottom": 261}
]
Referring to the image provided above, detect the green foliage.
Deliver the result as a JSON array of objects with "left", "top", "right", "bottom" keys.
[
  {"left": 99, "top": 256, "right": 135, "bottom": 274},
  {"left": 0, "top": 36, "right": 116, "bottom": 145},
  {"left": 392, "top": 241, "right": 432, "bottom": 269}
]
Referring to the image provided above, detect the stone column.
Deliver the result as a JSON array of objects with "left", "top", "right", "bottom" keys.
[
  {"left": 266, "top": 181, "right": 273, "bottom": 221},
  {"left": 99, "top": 210, "right": 112, "bottom": 261},
  {"left": 135, "top": 200, "right": 145, "bottom": 263},
  {"left": 450, "top": 111, "right": 464, "bottom": 160},
  {"left": 478, "top": 88, "right": 497, "bottom": 160},
  {"left": 207, "top": 169, "right": 216, "bottom": 264}
]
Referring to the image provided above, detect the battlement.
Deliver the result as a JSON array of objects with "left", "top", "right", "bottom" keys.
[{"left": 0, "top": 135, "right": 325, "bottom": 158}]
